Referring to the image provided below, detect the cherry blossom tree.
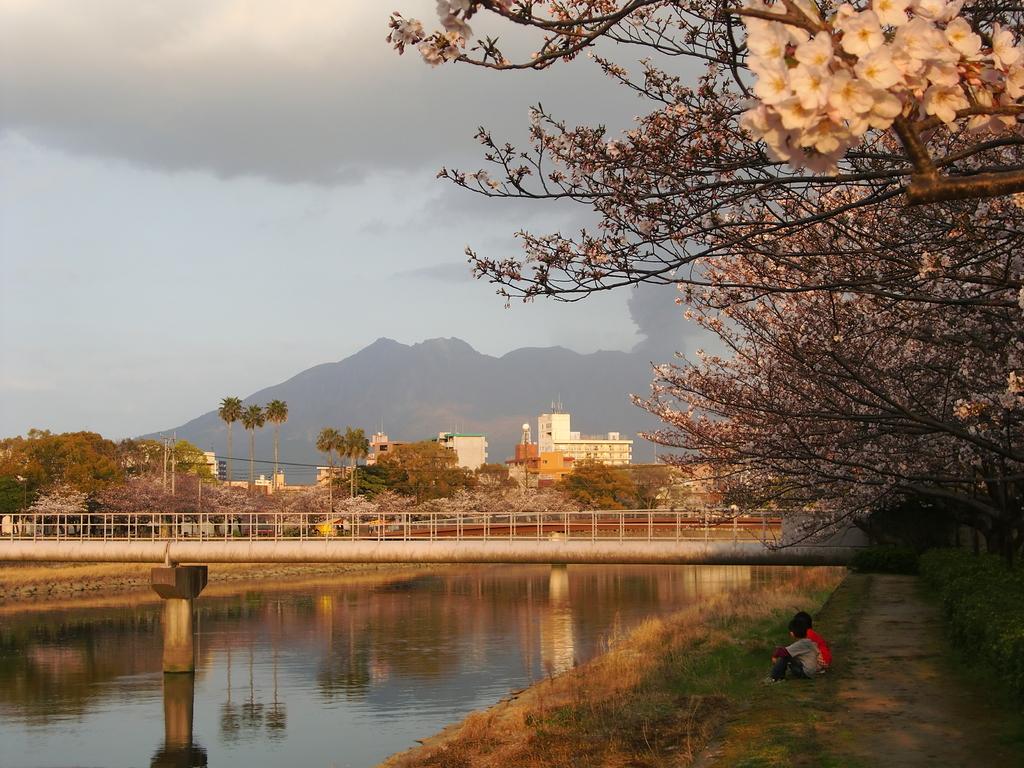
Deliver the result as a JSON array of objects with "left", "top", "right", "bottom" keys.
[
  {"left": 637, "top": 203, "right": 1023, "bottom": 558},
  {"left": 389, "top": 0, "right": 1024, "bottom": 304}
]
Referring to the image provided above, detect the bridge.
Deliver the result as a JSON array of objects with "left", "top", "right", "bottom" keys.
[
  {"left": 1, "top": 509, "right": 863, "bottom": 673},
  {"left": 0, "top": 509, "right": 860, "bottom": 566}
]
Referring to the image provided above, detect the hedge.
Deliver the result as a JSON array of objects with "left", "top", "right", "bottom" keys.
[
  {"left": 919, "top": 549, "right": 1024, "bottom": 701},
  {"left": 850, "top": 547, "right": 919, "bottom": 574}
]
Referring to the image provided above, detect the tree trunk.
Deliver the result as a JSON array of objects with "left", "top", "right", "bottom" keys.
[
  {"left": 227, "top": 423, "right": 233, "bottom": 483},
  {"left": 273, "top": 423, "right": 280, "bottom": 489},
  {"left": 249, "top": 431, "right": 255, "bottom": 494}
]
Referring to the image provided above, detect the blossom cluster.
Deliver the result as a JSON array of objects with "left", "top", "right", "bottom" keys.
[
  {"left": 388, "top": 1, "right": 513, "bottom": 67},
  {"left": 740, "top": 0, "right": 1024, "bottom": 171}
]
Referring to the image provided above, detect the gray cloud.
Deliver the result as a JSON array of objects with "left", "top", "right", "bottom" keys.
[
  {"left": 393, "top": 261, "right": 474, "bottom": 283},
  {"left": 0, "top": 1, "right": 638, "bottom": 185}
]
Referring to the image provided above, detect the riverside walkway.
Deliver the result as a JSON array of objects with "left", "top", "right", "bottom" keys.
[{"left": 0, "top": 509, "right": 861, "bottom": 566}]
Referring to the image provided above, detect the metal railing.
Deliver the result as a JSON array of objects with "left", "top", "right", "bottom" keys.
[{"left": 0, "top": 509, "right": 781, "bottom": 545}]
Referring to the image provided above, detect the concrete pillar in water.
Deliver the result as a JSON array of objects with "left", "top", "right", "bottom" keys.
[{"left": 151, "top": 565, "right": 208, "bottom": 674}]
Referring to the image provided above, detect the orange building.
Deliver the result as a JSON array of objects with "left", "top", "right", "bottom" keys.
[{"left": 506, "top": 442, "right": 575, "bottom": 487}]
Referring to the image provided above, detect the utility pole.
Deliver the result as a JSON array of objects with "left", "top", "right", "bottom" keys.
[
  {"left": 171, "top": 431, "right": 177, "bottom": 496},
  {"left": 162, "top": 436, "right": 169, "bottom": 493}
]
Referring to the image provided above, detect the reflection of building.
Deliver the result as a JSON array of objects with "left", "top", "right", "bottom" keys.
[
  {"left": 366, "top": 432, "right": 406, "bottom": 465},
  {"left": 436, "top": 432, "right": 488, "bottom": 471},
  {"left": 540, "top": 565, "right": 576, "bottom": 675},
  {"left": 538, "top": 411, "right": 632, "bottom": 465}
]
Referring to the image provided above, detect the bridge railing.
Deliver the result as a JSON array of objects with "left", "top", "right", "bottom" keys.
[{"left": 0, "top": 509, "right": 782, "bottom": 544}]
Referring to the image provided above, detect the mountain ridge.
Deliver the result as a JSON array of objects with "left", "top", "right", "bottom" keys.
[{"left": 150, "top": 335, "right": 670, "bottom": 482}]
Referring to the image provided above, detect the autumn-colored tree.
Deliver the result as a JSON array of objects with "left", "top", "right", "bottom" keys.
[
  {"left": 0, "top": 430, "right": 123, "bottom": 496},
  {"left": 379, "top": 441, "right": 477, "bottom": 503},
  {"left": 557, "top": 460, "right": 636, "bottom": 509}
]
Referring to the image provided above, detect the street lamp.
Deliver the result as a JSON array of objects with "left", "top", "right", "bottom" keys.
[{"left": 15, "top": 475, "right": 27, "bottom": 510}]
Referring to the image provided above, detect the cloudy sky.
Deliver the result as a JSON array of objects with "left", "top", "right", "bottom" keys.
[{"left": 0, "top": 1, "right": 694, "bottom": 439}]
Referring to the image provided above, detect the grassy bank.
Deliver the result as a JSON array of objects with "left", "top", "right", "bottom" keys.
[
  {"left": 704, "top": 572, "right": 1024, "bottom": 767},
  {"left": 382, "top": 567, "right": 844, "bottom": 768},
  {"left": 0, "top": 561, "right": 433, "bottom": 605}
]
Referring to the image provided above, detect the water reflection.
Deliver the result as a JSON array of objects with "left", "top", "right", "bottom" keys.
[
  {"left": 150, "top": 675, "right": 207, "bottom": 768},
  {"left": 541, "top": 564, "right": 575, "bottom": 675},
  {"left": 0, "top": 564, "right": 792, "bottom": 768}
]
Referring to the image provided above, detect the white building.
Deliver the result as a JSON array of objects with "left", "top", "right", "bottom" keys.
[
  {"left": 437, "top": 432, "right": 488, "bottom": 471},
  {"left": 538, "top": 411, "right": 633, "bottom": 465}
]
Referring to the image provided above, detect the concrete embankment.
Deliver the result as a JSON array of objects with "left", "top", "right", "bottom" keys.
[{"left": 0, "top": 561, "right": 436, "bottom": 606}]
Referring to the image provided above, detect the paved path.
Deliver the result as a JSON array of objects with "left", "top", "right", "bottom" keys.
[{"left": 836, "top": 574, "right": 1022, "bottom": 767}]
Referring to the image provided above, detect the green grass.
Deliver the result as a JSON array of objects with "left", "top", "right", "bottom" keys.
[{"left": 703, "top": 574, "right": 871, "bottom": 768}]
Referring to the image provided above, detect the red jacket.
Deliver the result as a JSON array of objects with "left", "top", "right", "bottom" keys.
[{"left": 808, "top": 628, "right": 832, "bottom": 667}]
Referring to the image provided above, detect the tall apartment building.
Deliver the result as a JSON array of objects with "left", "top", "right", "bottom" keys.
[
  {"left": 366, "top": 432, "right": 406, "bottom": 465},
  {"left": 437, "top": 432, "right": 488, "bottom": 471},
  {"left": 537, "top": 411, "right": 633, "bottom": 465}
]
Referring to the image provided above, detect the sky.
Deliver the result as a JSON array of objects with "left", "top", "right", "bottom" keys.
[{"left": 0, "top": 1, "right": 698, "bottom": 439}]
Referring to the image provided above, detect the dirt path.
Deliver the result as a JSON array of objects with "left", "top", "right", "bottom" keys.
[
  {"left": 698, "top": 573, "right": 1024, "bottom": 767},
  {"left": 833, "top": 574, "right": 1022, "bottom": 767}
]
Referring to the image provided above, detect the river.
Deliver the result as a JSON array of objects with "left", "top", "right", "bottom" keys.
[{"left": 0, "top": 564, "right": 790, "bottom": 767}]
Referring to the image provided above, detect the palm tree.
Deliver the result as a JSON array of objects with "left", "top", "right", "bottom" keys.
[
  {"left": 343, "top": 427, "right": 370, "bottom": 498},
  {"left": 241, "top": 404, "right": 266, "bottom": 493},
  {"left": 316, "top": 427, "right": 342, "bottom": 513},
  {"left": 265, "top": 399, "right": 289, "bottom": 488},
  {"left": 219, "top": 397, "right": 243, "bottom": 483}
]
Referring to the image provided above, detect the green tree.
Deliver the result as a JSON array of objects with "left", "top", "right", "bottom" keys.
[
  {"left": 240, "top": 404, "right": 265, "bottom": 493},
  {"left": 355, "top": 464, "right": 393, "bottom": 498},
  {"left": 264, "top": 399, "right": 289, "bottom": 488},
  {"left": 380, "top": 441, "right": 476, "bottom": 503},
  {"left": 172, "top": 440, "right": 214, "bottom": 479},
  {"left": 0, "top": 476, "right": 29, "bottom": 514},
  {"left": 316, "top": 427, "right": 342, "bottom": 512},
  {"left": 218, "top": 396, "right": 243, "bottom": 483},
  {"left": 558, "top": 460, "right": 636, "bottom": 510},
  {"left": 342, "top": 427, "right": 370, "bottom": 499}
]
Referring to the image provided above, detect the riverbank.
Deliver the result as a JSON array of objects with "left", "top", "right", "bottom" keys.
[
  {"left": 0, "top": 561, "right": 434, "bottom": 606},
  {"left": 382, "top": 566, "right": 844, "bottom": 768},
  {"left": 700, "top": 572, "right": 1024, "bottom": 767}
]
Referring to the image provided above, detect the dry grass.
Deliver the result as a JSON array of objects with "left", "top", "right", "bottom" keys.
[{"left": 383, "top": 567, "right": 844, "bottom": 768}]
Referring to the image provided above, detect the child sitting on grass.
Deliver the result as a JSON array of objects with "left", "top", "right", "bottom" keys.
[
  {"left": 794, "top": 610, "right": 832, "bottom": 671},
  {"left": 766, "top": 616, "right": 820, "bottom": 682}
]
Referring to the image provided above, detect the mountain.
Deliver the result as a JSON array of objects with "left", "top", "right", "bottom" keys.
[{"left": 152, "top": 336, "right": 672, "bottom": 483}]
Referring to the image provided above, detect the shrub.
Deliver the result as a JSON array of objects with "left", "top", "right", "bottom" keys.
[
  {"left": 850, "top": 547, "right": 919, "bottom": 574},
  {"left": 920, "top": 549, "right": 1024, "bottom": 701}
]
